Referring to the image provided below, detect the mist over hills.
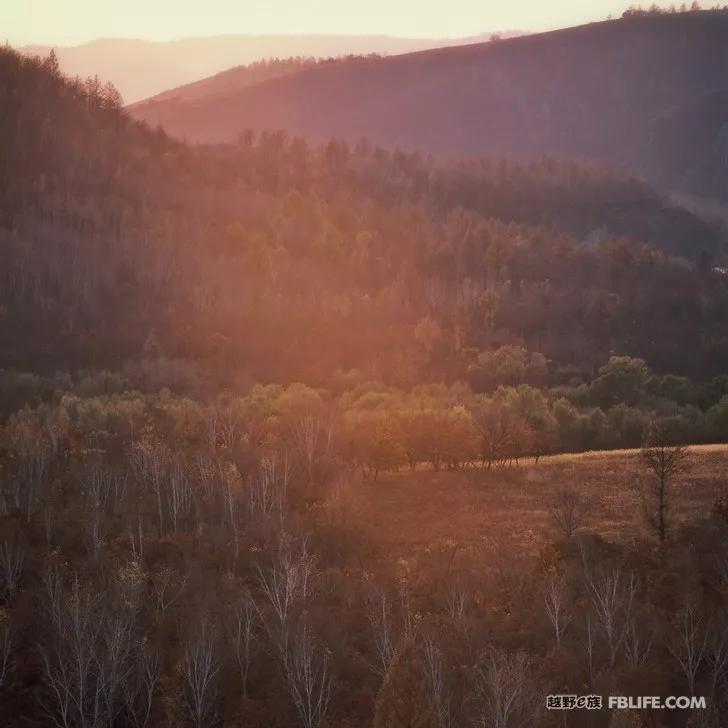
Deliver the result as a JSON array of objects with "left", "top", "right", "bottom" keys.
[
  {"left": 19, "top": 31, "right": 521, "bottom": 103},
  {"left": 130, "top": 12, "right": 728, "bottom": 204}
]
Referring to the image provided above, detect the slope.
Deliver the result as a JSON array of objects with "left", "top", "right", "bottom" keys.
[
  {"left": 20, "top": 31, "right": 522, "bottom": 103},
  {"left": 129, "top": 12, "right": 728, "bottom": 203},
  {"left": 2, "top": 44, "right": 728, "bottom": 390}
]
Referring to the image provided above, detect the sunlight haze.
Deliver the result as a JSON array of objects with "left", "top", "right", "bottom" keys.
[{"left": 5, "top": 0, "right": 629, "bottom": 44}]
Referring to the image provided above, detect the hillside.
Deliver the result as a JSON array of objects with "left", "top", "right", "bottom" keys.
[
  {"left": 20, "top": 31, "right": 521, "bottom": 103},
  {"left": 353, "top": 445, "right": 728, "bottom": 561},
  {"left": 5, "top": 35, "right": 728, "bottom": 728},
  {"left": 2, "top": 43, "right": 728, "bottom": 388},
  {"left": 130, "top": 12, "right": 728, "bottom": 203}
]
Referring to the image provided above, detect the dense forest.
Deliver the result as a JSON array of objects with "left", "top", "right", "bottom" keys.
[{"left": 2, "top": 40, "right": 728, "bottom": 727}]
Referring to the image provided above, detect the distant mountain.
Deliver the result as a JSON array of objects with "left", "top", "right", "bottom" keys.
[
  {"left": 19, "top": 32, "right": 522, "bottom": 103},
  {"left": 129, "top": 12, "right": 728, "bottom": 204}
]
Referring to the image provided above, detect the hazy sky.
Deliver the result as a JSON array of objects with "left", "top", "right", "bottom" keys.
[{"left": 4, "top": 0, "right": 630, "bottom": 45}]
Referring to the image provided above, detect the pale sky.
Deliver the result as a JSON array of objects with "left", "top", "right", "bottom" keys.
[{"left": 3, "top": 0, "right": 630, "bottom": 45}]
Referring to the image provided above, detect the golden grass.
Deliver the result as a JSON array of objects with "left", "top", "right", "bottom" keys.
[
  {"left": 541, "top": 442, "right": 728, "bottom": 463},
  {"left": 350, "top": 446, "right": 728, "bottom": 568}
]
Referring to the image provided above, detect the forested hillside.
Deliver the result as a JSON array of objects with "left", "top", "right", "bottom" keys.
[
  {"left": 131, "top": 10, "right": 728, "bottom": 203},
  {"left": 2, "top": 45, "right": 727, "bottom": 388},
  {"left": 4, "top": 36, "right": 728, "bottom": 728}
]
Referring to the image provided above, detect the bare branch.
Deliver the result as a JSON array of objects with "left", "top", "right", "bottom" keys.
[
  {"left": 668, "top": 603, "right": 708, "bottom": 696},
  {"left": 285, "top": 623, "right": 332, "bottom": 728}
]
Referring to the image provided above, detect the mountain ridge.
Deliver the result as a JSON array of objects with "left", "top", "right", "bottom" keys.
[
  {"left": 19, "top": 30, "right": 523, "bottom": 103},
  {"left": 129, "top": 12, "right": 728, "bottom": 203}
]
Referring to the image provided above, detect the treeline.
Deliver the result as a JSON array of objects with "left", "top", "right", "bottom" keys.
[
  {"left": 622, "top": 2, "right": 728, "bottom": 17},
  {"left": 3, "top": 353, "right": 728, "bottom": 481}
]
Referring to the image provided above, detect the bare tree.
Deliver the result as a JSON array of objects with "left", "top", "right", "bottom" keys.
[
  {"left": 195, "top": 453, "right": 221, "bottom": 502},
  {"left": 0, "top": 614, "right": 13, "bottom": 689},
  {"left": 707, "top": 618, "right": 728, "bottom": 699},
  {"left": 365, "top": 585, "right": 395, "bottom": 678},
  {"left": 97, "top": 614, "right": 134, "bottom": 725},
  {"left": 84, "top": 500, "right": 105, "bottom": 562},
  {"left": 285, "top": 623, "right": 333, "bottom": 728},
  {"left": 639, "top": 423, "right": 689, "bottom": 543},
  {"left": 7, "top": 441, "right": 49, "bottom": 522},
  {"left": 249, "top": 452, "right": 290, "bottom": 522},
  {"left": 547, "top": 488, "right": 587, "bottom": 538},
  {"left": 206, "top": 404, "right": 241, "bottom": 451},
  {"left": 399, "top": 582, "right": 415, "bottom": 642},
  {"left": 122, "top": 642, "right": 160, "bottom": 728},
  {"left": 228, "top": 589, "right": 258, "bottom": 698},
  {"left": 81, "top": 457, "right": 125, "bottom": 516},
  {"left": 473, "top": 406, "right": 524, "bottom": 469},
  {"left": 583, "top": 615, "right": 595, "bottom": 686},
  {"left": 585, "top": 569, "right": 636, "bottom": 668},
  {"left": 256, "top": 537, "right": 303, "bottom": 660},
  {"left": 221, "top": 462, "right": 243, "bottom": 567},
  {"left": 39, "top": 576, "right": 104, "bottom": 728},
  {"left": 0, "top": 539, "right": 24, "bottom": 601},
  {"left": 294, "top": 414, "right": 322, "bottom": 485},
  {"left": 669, "top": 603, "right": 708, "bottom": 695},
  {"left": 42, "top": 556, "right": 65, "bottom": 633},
  {"left": 423, "top": 636, "right": 450, "bottom": 728},
  {"left": 543, "top": 576, "right": 571, "bottom": 647},
  {"left": 293, "top": 412, "right": 336, "bottom": 485},
  {"left": 151, "top": 565, "right": 188, "bottom": 617},
  {"left": 623, "top": 613, "right": 654, "bottom": 667},
  {"left": 116, "top": 557, "right": 147, "bottom": 618},
  {"left": 473, "top": 648, "right": 540, "bottom": 728},
  {"left": 297, "top": 537, "right": 318, "bottom": 601},
  {"left": 444, "top": 579, "right": 468, "bottom": 622},
  {"left": 183, "top": 623, "right": 220, "bottom": 728},
  {"left": 167, "top": 457, "right": 192, "bottom": 535},
  {"left": 130, "top": 438, "right": 167, "bottom": 537}
]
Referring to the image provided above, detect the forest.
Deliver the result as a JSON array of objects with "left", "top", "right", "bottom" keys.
[{"left": 1, "top": 39, "right": 728, "bottom": 727}]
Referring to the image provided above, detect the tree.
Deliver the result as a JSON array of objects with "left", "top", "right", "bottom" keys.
[
  {"left": 472, "top": 402, "right": 526, "bottom": 468},
  {"left": 547, "top": 488, "right": 587, "bottom": 538},
  {"left": 473, "top": 648, "right": 541, "bottom": 728},
  {"left": 422, "top": 636, "right": 450, "bottom": 728},
  {"left": 285, "top": 623, "right": 333, "bottom": 728},
  {"left": 585, "top": 569, "right": 637, "bottom": 668},
  {"left": 228, "top": 589, "right": 258, "bottom": 698},
  {"left": 373, "top": 640, "right": 438, "bottom": 728},
  {"left": 590, "top": 356, "right": 648, "bottom": 408},
  {"left": 101, "top": 81, "right": 123, "bottom": 110},
  {"left": 0, "top": 539, "right": 24, "bottom": 601},
  {"left": 639, "top": 422, "right": 689, "bottom": 542},
  {"left": 347, "top": 413, "right": 404, "bottom": 480},
  {"left": 543, "top": 577, "right": 571, "bottom": 646},
  {"left": 668, "top": 603, "right": 707, "bottom": 695},
  {"left": 0, "top": 611, "right": 13, "bottom": 690},
  {"left": 122, "top": 643, "right": 160, "bottom": 728},
  {"left": 182, "top": 623, "right": 219, "bottom": 728}
]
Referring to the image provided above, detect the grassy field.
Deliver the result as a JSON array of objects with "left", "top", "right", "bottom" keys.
[{"left": 350, "top": 445, "right": 728, "bottom": 569}]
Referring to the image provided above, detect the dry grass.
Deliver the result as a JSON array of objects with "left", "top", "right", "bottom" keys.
[{"left": 350, "top": 445, "right": 728, "bottom": 566}]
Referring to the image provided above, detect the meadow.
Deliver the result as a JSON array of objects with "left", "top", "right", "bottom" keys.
[{"left": 354, "top": 445, "right": 728, "bottom": 562}]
